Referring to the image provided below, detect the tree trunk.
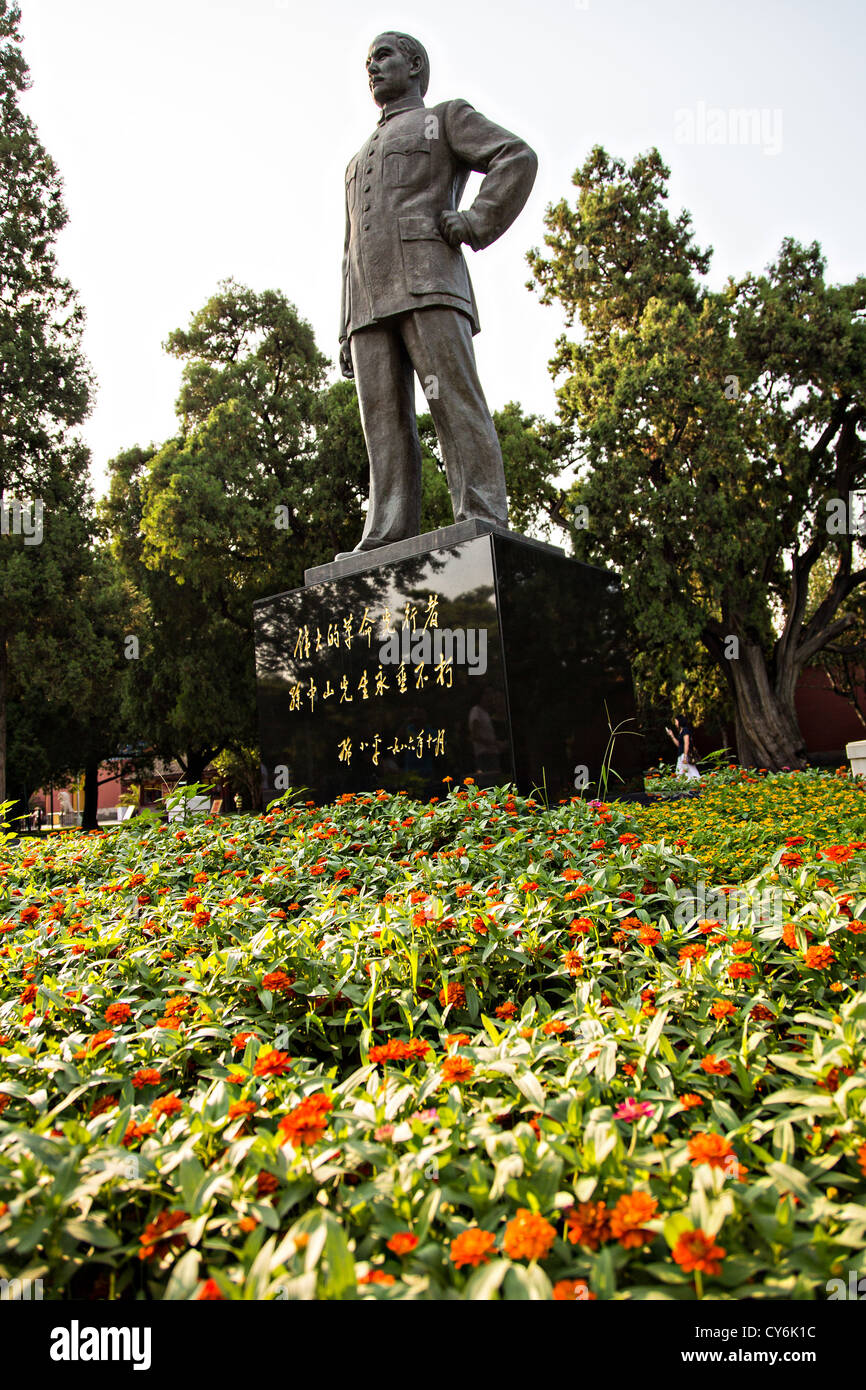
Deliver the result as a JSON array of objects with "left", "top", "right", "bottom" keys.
[
  {"left": 182, "top": 749, "right": 212, "bottom": 786},
  {"left": 81, "top": 759, "right": 100, "bottom": 831},
  {"left": 728, "top": 640, "right": 808, "bottom": 769}
]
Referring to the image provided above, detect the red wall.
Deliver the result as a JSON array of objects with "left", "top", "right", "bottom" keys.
[{"left": 795, "top": 667, "right": 866, "bottom": 754}]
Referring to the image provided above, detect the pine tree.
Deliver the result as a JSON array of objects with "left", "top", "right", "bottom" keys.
[{"left": 0, "top": 0, "right": 94, "bottom": 808}]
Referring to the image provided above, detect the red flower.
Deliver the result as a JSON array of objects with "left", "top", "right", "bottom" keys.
[
  {"left": 278, "top": 1092, "right": 333, "bottom": 1148},
  {"left": 105, "top": 1002, "right": 131, "bottom": 1024},
  {"left": 727, "top": 962, "right": 754, "bottom": 980},
  {"left": 368, "top": 1038, "right": 429, "bottom": 1064},
  {"left": 139, "top": 1210, "right": 188, "bottom": 1261},
  {"left": 252, "top": 1049, "right": 292, "bottom": 1078},
  {"left": 672, "top": 1228, "right": 726, "bottom": 1276},
  {"left": 386, "top": 1232, "right": 418, "bottom": 1257},
  {"left": 565, "top": 1201, "right": 611, "bottom": 1250},
  {"left": 196, "top": 1278, "right": 225, "bottom": 1300},
  {"left": 700, "top": 1054, "right": 732, "bottom": 1076},
  {"left": 261, "top": 970, "right": 295, "bottom": 995},
  {"left": 132, "top": 1067, "right": 161, "bottom": 1089}
]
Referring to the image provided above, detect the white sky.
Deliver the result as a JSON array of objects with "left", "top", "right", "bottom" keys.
[{"left": 16, "top": 0, "right": 866, "bottom": 494}]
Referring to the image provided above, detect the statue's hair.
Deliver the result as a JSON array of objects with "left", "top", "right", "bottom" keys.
[{"left": 382, "top": 31, "right": 430, "bottom": 96}]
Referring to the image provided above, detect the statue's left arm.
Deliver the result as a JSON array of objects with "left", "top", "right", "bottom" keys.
[{"left": 442, "top": 99, "right": 538, "bottom": 251}]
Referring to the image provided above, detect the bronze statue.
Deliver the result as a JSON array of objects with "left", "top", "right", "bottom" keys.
[{"left": 337, "top": 32, "right": 537, "bottom": 557}]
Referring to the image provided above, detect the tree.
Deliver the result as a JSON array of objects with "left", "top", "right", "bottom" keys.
[
  {"left": 527, "top": 147, "right": 866, "bottom": 768},
  {"left": 102, "top": 284, "right": 368, "bottom": 780},
  {"left": 0, "top": 1, "right": 95, "bottom": 807}
]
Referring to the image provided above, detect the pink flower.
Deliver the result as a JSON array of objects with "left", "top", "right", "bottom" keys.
[
  {"left": 374, "top": 1124, "right": 395, "bottom": 1141},
  {"left": 411, "top": 1108, "right": 439, "bottom": 1125},
  {"left": 614, "top": 1099, "right": 655, "bottom": 1123}
]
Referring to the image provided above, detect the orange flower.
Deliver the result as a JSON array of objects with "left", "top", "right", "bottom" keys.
[
  {"left": 277, "top": 1092, "right": 333, "bottom": 1148},
  {"left": 446, "top": 1033, "right": 471, "bottom": 1047},
  {"left": 495, "top": 1002, "right": 517, "bottom": 1019},
  {"left": 638, "top": 926, "right": 661, "bottom": 947},
  {"left": 609, "top": 1191, "right": 658, "bottom": 1248},
  {"left": 441, "top": 1057, "right": 474, "bottom": 1084},
  {"left": 857, "top": 1142, "right": 866, "bottom": 1177},
  {"left": 553, "top": 1278, "right": 596, "bottom": 1301},
  {"left": 358, "top": 1270, "right": 396, "bottom": 1285},
  {"left": 672, "top": 1228, "right": 726, "bottom": 1276},
  {"left": 700, "top": 1054, "right": 732, "bottom": 1076},
  {"left": 256, "top": 1171, "right": 279, "bottom": 1197},
  {"left": 105, "top": 1002, "right": 132, "bottom": 1024},
  {"left": 728, "top": 962, "right": 754, "bottom": 980},
  {"left": 73, "top": 1028, "right": 115, "bottom": 1060},
  {"left": 228, "top": 1100, "right": 257, "bottom": 1121},
  {"left": 804, "top": 944, "right": 834, "bottom": 969},
  {"left": 678, "top": 1093, "right": 705, "bottom": 1109},
  {"left": 679, "top": 943, "right": 706, "bottom": 964},
  {"left": 563, "top": 950, "right": 584, "bottom": 976},
  {"left": 450, "top": 1228, "right": 496, "bottom": 1269},
  {"left": 503, "top": 1208, "right": 556, "bottom": 1261},
  {"left": 386, "top": 1232, "right": 418, "bottom": 1257},
  {"left": 687, "top": 1132, "right": 734, "bottom": 1169},
  {"left": 455, "top": 884, "right": 473, "bottom": 898},
  {"left": 542, "top": 1019, "right": 568, "bottom": 1036},
  {"left": 710, "top": 1000, "right": 735, "bottom": 1020},
  {"left": 439, "top": 983, "right": 466, "bottom": 1008},
  {"left": 150, "top": 1093, "right": 183, "bottom": 1120},
  {"left": 564, "top": 1201, "right": 611, "bottom": 1250}
]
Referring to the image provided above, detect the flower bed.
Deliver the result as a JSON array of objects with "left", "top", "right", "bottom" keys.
[{"left": 0, "top": 772, "right": 864, "bottom": 1300}]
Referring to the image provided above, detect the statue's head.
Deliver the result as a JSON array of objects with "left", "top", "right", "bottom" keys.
[{"left": 366, "top": 32, "right": 429, "bottom": 108}]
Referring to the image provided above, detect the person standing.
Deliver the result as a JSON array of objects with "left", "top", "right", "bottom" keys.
[{"left": 665, "top": 714, "right": 700, "bottom": 780}]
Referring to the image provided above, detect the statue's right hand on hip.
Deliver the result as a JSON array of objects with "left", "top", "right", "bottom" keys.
[{"left": 339, "top": 339, "right": 354, "bottom": 380}]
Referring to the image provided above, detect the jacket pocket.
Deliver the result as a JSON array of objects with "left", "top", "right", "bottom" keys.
[
  {"left": 384, "top": 136, "right": 431, "bottom": 188},
  {"left": 398, "top": 215, "right": 468, "bottom": 296}
]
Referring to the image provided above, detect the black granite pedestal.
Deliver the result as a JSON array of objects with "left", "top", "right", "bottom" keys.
[{"left": 254, "top": 524, "right": 643, "bottom": 805}]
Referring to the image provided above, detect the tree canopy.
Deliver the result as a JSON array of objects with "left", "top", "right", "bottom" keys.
[{"left": 528, "top": 146, "right": 866, "bottom": 767}]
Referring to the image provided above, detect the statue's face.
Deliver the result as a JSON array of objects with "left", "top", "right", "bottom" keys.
[{"left": 366, "top": 34, "right": 414, "bottom": 107}]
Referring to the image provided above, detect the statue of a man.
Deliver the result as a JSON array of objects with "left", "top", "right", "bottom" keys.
[{"left": 338, "top": 32, "right": 537, "bottom": 556}]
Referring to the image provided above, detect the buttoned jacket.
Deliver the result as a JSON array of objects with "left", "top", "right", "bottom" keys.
[{"left": 340, "top": 96, "right": 537, "bottom": 341}]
